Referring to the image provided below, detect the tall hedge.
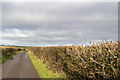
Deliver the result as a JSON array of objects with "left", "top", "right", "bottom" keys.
[{"left": 29, "top": 41, "right": 120, "bottom": 79}]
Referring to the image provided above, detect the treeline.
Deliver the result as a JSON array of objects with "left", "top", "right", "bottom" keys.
[
  {"left": 29, "top": 40, "right": 120, "bottom": 79},
  {"left": 1, "top": 46, "right": 25, "bottom": 63}
]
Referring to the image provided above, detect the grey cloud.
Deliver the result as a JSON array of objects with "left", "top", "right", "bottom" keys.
[{"left": 1, "top": 2, "right": 118, "bottom": 46}]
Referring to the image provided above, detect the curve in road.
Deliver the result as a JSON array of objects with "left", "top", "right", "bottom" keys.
[{"left": 2, "top": 51, "right": 40, "bottom": 78}]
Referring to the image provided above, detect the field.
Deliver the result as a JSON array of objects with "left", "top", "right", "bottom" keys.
[{"left": 29, "top": 40, "right": 120, "bottom": 79}]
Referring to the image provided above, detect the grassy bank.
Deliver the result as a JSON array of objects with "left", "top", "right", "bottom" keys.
[
  {"left": 2, "top": 50, "right": 24, "bottom": 63},
  {"left": 28, "top": 51, "right": 63, "bottom": 78},
  {"left": 1, "top": 46, "right": 25, "bottom": 63}
]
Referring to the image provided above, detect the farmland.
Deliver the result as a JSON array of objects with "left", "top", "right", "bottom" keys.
[{"left": 29, "top": 40, "right": 120, "bottom": 79}]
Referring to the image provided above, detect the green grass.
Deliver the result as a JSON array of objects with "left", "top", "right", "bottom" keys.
[
  {"left": 28, "top": 51, "right": 63, "bottom": 78},
  {"left": 2, "top": 50, "right": 24, "bottom": 63}
]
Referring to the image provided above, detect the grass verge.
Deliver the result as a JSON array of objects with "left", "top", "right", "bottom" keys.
[
  {"left": 28, "top": 51, "right": 63, "bottom": 78},
  {"left": 2, "top": 50, "right": 24, "bottom": 63}
]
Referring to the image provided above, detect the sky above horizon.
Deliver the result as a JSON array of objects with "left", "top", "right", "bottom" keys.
[{"left": 0, "top": 2, "right": 118, "bottom": 46}]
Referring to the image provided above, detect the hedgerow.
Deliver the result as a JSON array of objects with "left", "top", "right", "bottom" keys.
[{"left": 29, "top": 40, "right": 120, "bottom": 79}]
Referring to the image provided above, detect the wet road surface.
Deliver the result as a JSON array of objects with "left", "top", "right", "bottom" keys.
[{"left": 2, "top": 51, "right": 40, "bottom": 78}]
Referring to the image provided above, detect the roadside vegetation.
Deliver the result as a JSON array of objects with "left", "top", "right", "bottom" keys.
[
  {"left": 29, "top": 40, "right": 120, "bottom": 79},
  {"left": 28, "top": 51, "right": 63, "bottom": 78},
  {"left": 1, "top": 46, "right": 25, "bottom": 63}
]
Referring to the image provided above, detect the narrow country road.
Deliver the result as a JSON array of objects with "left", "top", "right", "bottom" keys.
[{"left": 2, "top": 51, "right": 40, "bottom": 78}]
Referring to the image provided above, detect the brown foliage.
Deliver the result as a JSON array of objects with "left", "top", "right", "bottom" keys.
[{"left": 29, "top": 40, "right": 120, "bottom": 79}]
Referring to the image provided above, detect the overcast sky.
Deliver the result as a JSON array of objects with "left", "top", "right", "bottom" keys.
[{"left": 1, "top": 2, "right": 118, "bottom": 46}]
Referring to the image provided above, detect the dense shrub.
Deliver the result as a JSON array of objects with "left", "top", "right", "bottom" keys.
[{"left": 29, "top": 40, "right": 120, "bottom": 79}]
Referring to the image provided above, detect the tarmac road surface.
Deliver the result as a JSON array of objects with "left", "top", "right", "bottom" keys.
[{"left": 2, "top": 51, "right": 40, "bottom": 78}]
